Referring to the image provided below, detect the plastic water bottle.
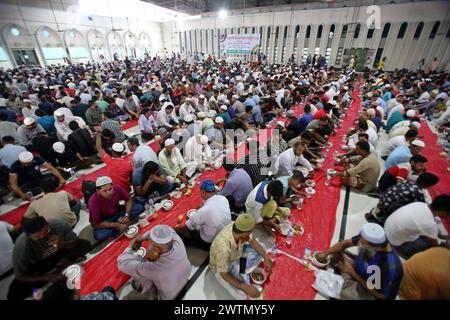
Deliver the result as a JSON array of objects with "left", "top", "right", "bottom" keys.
[
  {"left": 286, "top": 227, "right": 293, "bottom": 248},
  {"left": 304, "top": 246, "right": 312, "bottom": 259},
  {"left": 145, "top": 197, "right": 154, "bottom": 214}
]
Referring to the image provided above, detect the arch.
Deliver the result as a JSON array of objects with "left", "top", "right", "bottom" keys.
[
  {"left": 36, "top": 26, "right": 66, "bottom": 65},
  {"left": 354, "top": 23, "right": 361, "bottom": 38},
  {"left": 87, "top": 29, "right": 107, "bottom": 62},
  {"left": 107, "top": 30, "right": 125, "bottom": 60},
  {"left": 63, "top": 29, "right": 89, "bottom": 63},
  {"left": 381, "top": 23, "right": 391, "bottom": 38},
  {"left": 397, "top": 22, "right": 408, "bottom": 38},
  {"left": 2, "top": 24, "right": 35, "bottom": 48},
  {"left": 124, "top": 31, "right": 139, "bottom": 58},
  {"left": 414, "top": 22, "right": 424, "bottom": 39},
  {"left": 317, "top": 25, "right": 323, "bottom": 38},
  {"left": 429, "top": 21, "right": 440, "bottom": 39},
  {"left": 139, "top": 31, "right": 152, "bottom": 57},
  {"left": 305, "top": 25, "right": 311, "bottom": 38}
]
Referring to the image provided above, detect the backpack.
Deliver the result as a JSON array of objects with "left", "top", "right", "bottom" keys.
[{"left": 81, "top": 180, "right": 96, "bottom": 205}]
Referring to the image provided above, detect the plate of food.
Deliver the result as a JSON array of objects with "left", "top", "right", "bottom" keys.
[
  {"left": 279, "top": 223, "right": 290, "bottom": 236},
  {"left": 311, "top": 251, "right": 331, "bottom": 268},
  {"left": 172, "top": 191, "right": 182, "bottom": 199},
  {"left": 250, "top": 267, "right": 267, "bottom": 285},
  {"left": 341, "top": 144, "right": 350, "bottom": 151},
  {"left": 134, "top": 247, "right": 147, "bottom": 259},
  {"left": 292, "top": 223, "right": 304, "bottom": 235},
  {"left": 187, "top": 209, "right": 198, "bottom": 219},
  {"left": 62, "top": 264, "right": 81, "bottom": 280},
  {"left": 125, "top": 225, "right": 139, "bottom": 238},
  {"left": 162, "top": 200, "right": 174, "bottom": 211}
]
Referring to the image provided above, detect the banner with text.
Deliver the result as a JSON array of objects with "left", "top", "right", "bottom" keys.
[{"left": 220, "top": 34, "right": 260, "bottom": 55}]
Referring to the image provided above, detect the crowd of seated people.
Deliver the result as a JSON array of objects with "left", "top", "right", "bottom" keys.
[{"left": 0, "top": 54, "right": 448, "bottom": 301}]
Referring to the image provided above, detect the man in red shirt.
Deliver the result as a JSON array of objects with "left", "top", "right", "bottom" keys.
[
  {"left": 313, "top": 102, "right": 332, "bottom": 120},
  {"left": 95, "top": 127, "right": 133, "bottom": 193}
]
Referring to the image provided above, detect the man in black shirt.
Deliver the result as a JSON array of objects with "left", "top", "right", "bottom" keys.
[
  {"left": 67, "top": 121, "right": 96, "bottom": 158},
  {"left": 70, "top": 96, "right": 88, "bottom": 122}
]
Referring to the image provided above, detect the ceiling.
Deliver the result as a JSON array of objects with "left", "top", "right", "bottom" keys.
[{"left": 143, "top": 0, "right": 340, "bottom": 15}]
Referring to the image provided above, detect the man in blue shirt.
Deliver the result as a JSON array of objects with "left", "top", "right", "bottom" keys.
[
  {"left": 316, "top": 223, "right": 403, "bottom": 300},
  {"left": 298, "top": 104, "right": 314, "bottom": 132},
  {"left": 383, "top": 85, "right": 393, "bottom": 102},
  {"left": 0, "top": 98, "right": 17, "bottom": 123},
  {"left": 385, "top": 140, "right": 425, "bottom": 170},
  {"left": 35, "top": 109, "right": 56, "bottom": 134},
  {"left": 217, "top": 161, "right": 253, "bottom": 215},
  {"left": 375, "top": 93, "right": 388, "bottom": 113}
]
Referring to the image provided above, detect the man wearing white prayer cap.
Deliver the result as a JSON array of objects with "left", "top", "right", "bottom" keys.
[
  {"left": 158, "top": 137, "right": 190, "bottom": 186},
  {"left": 184, "top": 134, "right": 212, "bottom": 173},
  {"left": 17, "top": 117, "right": 47, "bottom": 146},
  {"left": 10, "top": 151, "right": 66, "bottom": 200},
  {"left": 315, "top": 223, "right": 403, "bottom": 300},
  {"left": 117, "top": 224, "right": 191, "bottom": 300},
  {"left": 21, "top": 99, "right": 39, "bottom": 120}
]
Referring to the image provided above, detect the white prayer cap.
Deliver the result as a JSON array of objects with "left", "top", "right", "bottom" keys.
[
  {"left": 276, "top": 121, "right": 285, "bottom": 128},
  {"left": 406, "top": 110, "right": 416, "bottom": 118},
  {"left": 232, "top": 94, "right": 239, "bottom": 99},
  {"left": 360, "top": 223, "right": 386, "bottom": 245},
  {"left": 215, "top": 116, "right": 224, "bottom": 124},
  {"left": 95, "top": 176, "right": 112, "bottom": 187},
  {"left": 197, "top": 112, "right": 206, "bottom": 119},
  {"left": 199, "top": 95, "right": 205, "bottom": 99},
  {"left": 23, "top": 117, "right": 35, "bottom": 125},
  {"left": 52, "top": 142, "right": 65, "bottom": 154},
  {"left": 150, "top": 225, "right": 173, "bottom": 245},
  {"left": 185, "top": 97, "right": 192, "bottom": 102},
  {"left": 384, "top": 84, "right": 391, "bottom": 88},
  {"left": 329, "top": 100, "right": 337, "bottom": 106},
  {"left": 23, "top": 99, "right": 31, "bottom": 103},
  {"left": 207, "top": 110, "right": 217, "bottom": 118},
  {"left": 164, "top": 139, "right": 175, "bottom": 147},
  {"left": 343, "top": 86, "right": 349, "bottom": 90},
  {"left": 54, "top": 110, "right": 64, "bottom": 117},
  {"left": 112, "top": 143, "right": 125, "bottom": 153},
  {"left": 18, "top": 151, "right": 33, "bottom": 163},
  {"left": 159, "top": 95, "right": 166, "bottom": 101},
  {"left": 410, "top": 122, "right": 421, "bottom": 129},
  {"left": 184, "top": 114, "right": 194, "bottom": 122},
  {"left": 411, "top": 140, "right": 425, "bottom": 148},
  {"left": 200, "top": 135, "right": 208, "bottom": 145},
  {"left": 366, "top": 108, "right": 376, "bottom": 116},
  {"left": 220, "top": 105, "right": 228, "bottom": 111}
]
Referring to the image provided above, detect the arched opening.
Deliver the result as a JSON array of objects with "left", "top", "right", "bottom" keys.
[
  {"left": 88, "top": 30, "right": 107, "bottom": 62},
  {"left": 397, "top": 22, "right": 408, "bottom": 39},
  {"left": 36, "top": 26, "right": 66, "bottom": 65},
  {"left": 107, "top": 31, "right": 125, "bottom": 60},
  {"left": 64, "top": 29, "right": 89, "bottom": 63},
  {"left": 124, "top": 31, "right": 139, "bottom": 59},
  {"left": 3, "top": 24, "right": 39, "bottom": 66},
  {"left": 414, "top": 22, "right": 424, "bottom": 39},
  {"left": 139, "top": 32, "right": 152, "bottom": 58}
]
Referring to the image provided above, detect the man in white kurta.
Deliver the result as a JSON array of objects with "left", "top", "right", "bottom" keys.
[
  {"left": 117, "top": 225, "right": 191, "bottom": 300},
  {"left": 274, "top": 143, "right": 314, "bottom": 177},
  {"left": 184, "top": 134, "right": 212, "bottom": 170},
  {"left": 54, "top": 111, "right": 87, "bottom": 141}
]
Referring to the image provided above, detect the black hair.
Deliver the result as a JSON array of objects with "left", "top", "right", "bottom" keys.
[
  {"left": 165, "top": 104, "right": 174, "bottom": 111},
  {"left": 101, "top": 128, "right": 115, "bottom": 139},
  {"left": 267, "top": 180, "right": 283, "bottom": 197},
  {"left": 304, "top": 104, "right": 311, "bottom": 113},
  {"left": 358, "top": 119, "right": 369, "bottom": 130},
  {"left": 410, "top": 154, "right": 427, "bottom": 163},
  {"left": 0, "top": 113, "right": 7, "bottom": 121},
  {"left": 35, "top": 109, "right": 45, "bottom": 117},
  {"left": 416, "top": 172, "right": 439, "bottom": 188},
  {"left": 2, "top": 136, "right": 15, "bottom": 144},
  {"left": 430, "top": 194, "right": 450, "bottom": 215},
  {"left": 356, "top": 141, "right": 370, "bottom": 152},
  {"left": 103, "top": 111, "right": 112, "bottom": 119},
  {"left": 358, "top": 132, "right": 369, "bottom": 140},
  {"left": 291, "top": 170, "right": 305, "bottom": 182},
  {"left": 301, "top": 130, "right": 314, "bottom": 141},
  {"left": 143, "top": 161, "right": 160, "bottom": 176},
  {"left": 41, "top": 277, "right": 75, "bottom": 300},
  {"left": 40, "top": 176, "right": 60, "bottom": 193},
  {"left": 245, "top": 105, "right": 253, "bottom": 113},
  {"left": 222, "top": 157, "right": 235, "bottom": 172},
  {"left": 405, "top": 129, "right": 418, "bottom": 139},
  {"left": 125, "top": 92, "right": 132, "bottom": 98},
  {"left": 22, "top": 216, "right": 48, "bottom": 236},
  {"left": 323, "top": 103, "right": 333, "bottom": 112},
  {"left": 141, "top": 107, "right": 150, "bottom": 114},
  {"left": 68, "top": 120, "right": 80, "bottom": 130},
  {"left": 72, "top": 96, "right": 81, "bottom": 103}
]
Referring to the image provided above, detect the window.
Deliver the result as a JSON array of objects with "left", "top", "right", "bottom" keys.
[
  {"left": 306, "top": 25, "right": 311, "bottom": 38},
  {"left": 381, "top": 23, "right": 391, "bottom": 38},
  {"left": 367, "top": 28, "right": 375, "bottom": 38},
  {"left": 340, "top": 24, "right": 348, "bottom": 39},
  {"left": 414, "top": 22, "right": 424, "bottom": 39},
  {"left": 354, "top": 24, "right": 360, "bottom": 38},
  {"left": 429, "top": 21, "right": 440, "bottom": 39},
  {"left": 42, "top": 30, "right": 51, "bottom": 38},
  {"left": 11, "top": 27, "right": 20, "bottom": 36},
  {"left": 397, "top": 22, "right": 407, "bottom": 38},
  {"left": 317, "top": 25, "right": 323, "bottom": 38},
  {"left": 69, "top": 31, "right": 76, "bottom": 38},
  {"left": 446, "top": 25, "right": 450, "bottom": 38},
  {"left": 329, "top": 24, "right": 335, "bottom": 37}
]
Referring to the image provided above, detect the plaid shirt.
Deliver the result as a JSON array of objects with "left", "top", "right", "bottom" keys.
[
  {"left": 378, "top": 180, "right": 425, "bottom": 217},
  {"left": 101, "top": 119, "right": 126, "bottom": 142}
]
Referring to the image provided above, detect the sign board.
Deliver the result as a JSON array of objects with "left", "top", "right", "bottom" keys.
[{"left": 220, "top": 34, "right": 260, "bottom": 55}]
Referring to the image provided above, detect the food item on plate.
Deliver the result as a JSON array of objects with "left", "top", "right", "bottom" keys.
[
  {"left": 252, "top": 271, "right": 264, "bottom": 282},
  {"left": 178, "top": 214, "right": 184, "bottom": 223}
]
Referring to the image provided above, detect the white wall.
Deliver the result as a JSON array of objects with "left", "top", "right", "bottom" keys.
[
  {"left": 165, "top": 0, "right": 450, "bottom": 71},
  {"left": 0, "top": 0, "right": 164, "bottom": 68}
]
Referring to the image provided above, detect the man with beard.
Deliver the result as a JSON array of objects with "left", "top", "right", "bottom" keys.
[{"left": 315, "top": 223, "right": 403, "bottom": 300}]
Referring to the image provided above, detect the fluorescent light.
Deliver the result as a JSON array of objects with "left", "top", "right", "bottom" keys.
[{"left": 218, "top": 9, "right": 228, "bottom": 18}]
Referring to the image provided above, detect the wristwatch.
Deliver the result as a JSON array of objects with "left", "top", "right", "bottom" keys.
[{"left": 125, "top": 213, "right": 130, "bottom": 218}]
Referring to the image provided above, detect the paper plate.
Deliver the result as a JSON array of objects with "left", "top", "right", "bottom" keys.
[
  {"left": 134, "top": 247, "right": 147, "bottom": 259},
  {"left": 125, "top": 225, "right": 138, "bottom": 238},
  {"left": 250, "top": 267, "right": 267, "bottom": 285},
  {"left": 279, "top": 223, "right": 290, "bottom": 236},
  {"left": 62, "top": 264, "right": 81, "bottom": 280},
  {"left": 162, "top": 200, "right": 174, "bottom": 210},
  {"left": 311, "top": 251, "right": 331, "bottom": 268},
  {"left": 187, "top": 209, "right": 198, "bottom": 219}
]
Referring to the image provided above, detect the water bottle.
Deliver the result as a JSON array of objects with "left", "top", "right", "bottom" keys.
[
  {"left": 145, "top": 197, "right": 154, "bottom": 214},
  {"left": 296, "top": 197, "right": 304, "bottom": 211},
  {"left": 286, "top": 227, "right": 293, "bottom": 248},
  {"left": 304, "top": 246, "right": 312, "bottom": 259}
]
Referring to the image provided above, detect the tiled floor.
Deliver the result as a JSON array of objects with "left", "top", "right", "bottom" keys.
[{"left": 0, "top": 124, "right": 447, "bottom": 300}]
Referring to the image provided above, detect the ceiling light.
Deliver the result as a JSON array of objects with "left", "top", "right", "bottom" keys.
[{"left": 218, "top": 9, "right": 228, "bottom": 18}]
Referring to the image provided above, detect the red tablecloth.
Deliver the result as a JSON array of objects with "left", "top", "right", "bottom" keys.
[
  {"left": 263, "top": 87, "right": 361, "bottom": 300},
  {"left": 418, "top": 122, "right": 450, "bottom": 232},
  {"left": 0, "top": 121, "right": 158, "bottom": 227}
]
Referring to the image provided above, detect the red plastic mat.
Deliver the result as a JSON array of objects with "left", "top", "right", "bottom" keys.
[
  {"left": 418, "top": 122, "right": 450, "bottom": 232},
  {"left": 263, "top": 87, "right": 361, "bottom": 300}
]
